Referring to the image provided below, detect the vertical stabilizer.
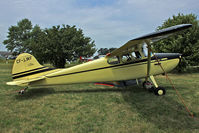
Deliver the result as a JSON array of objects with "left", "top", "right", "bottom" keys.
[{"left": 12, "top": 53, "right": 45, "bottom": 80}]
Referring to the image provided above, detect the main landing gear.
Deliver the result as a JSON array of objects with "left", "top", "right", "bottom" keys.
[
  {"left": 18, "top": 87, "right": 28, "bottom": 95},
  {"left": 143, "top": 76, "right": 166, "bottom": 96}
]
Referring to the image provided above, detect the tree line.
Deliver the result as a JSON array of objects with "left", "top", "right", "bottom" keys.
[
  {"left": 3, "top": 13, "right": 199, "bottom": 71},
  {"left": 154, "top": 13, "right": 199, "bottom": 72},
  {"left": 3, "top": 19, "right": 96, "bottom": 68}
]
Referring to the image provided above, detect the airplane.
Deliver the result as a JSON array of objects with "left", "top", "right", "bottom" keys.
[{"left": 6, "top": 24, "right": 192, "bottom": 96}]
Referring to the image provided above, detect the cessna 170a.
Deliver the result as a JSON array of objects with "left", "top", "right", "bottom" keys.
[{"left": 7, "top": 24, "right": 192, "bottom": 96}]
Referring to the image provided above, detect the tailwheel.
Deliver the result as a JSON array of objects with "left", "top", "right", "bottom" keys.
[
  {"left": 18, "top": 87, "right": 28, "bottom": 95},
  {"left": 18, "top": 90, "right": 24, "bottom": 95},
  {"left": 154, "top": 87, "right": 166, "bottom": 96},
  {"left": 143, "top": 81, "right": 154, "bottom": 92}
]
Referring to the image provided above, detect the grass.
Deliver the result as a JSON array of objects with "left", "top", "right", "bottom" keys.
[{"left": 0, "top": 62, "right": 199, "bottom": 133}]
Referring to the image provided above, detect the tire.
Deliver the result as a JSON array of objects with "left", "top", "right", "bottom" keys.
[{"left": 154, "top": 87, "right": 166, "bottom": 96}]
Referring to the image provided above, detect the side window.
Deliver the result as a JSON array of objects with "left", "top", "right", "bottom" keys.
[
  {"left": 121, "top": 54, "right": 132, "bottom": 63},
  {"left": 131, "top": 51, "right": 142, "bottom": 59},
  {"left": 107, "top": 56, "right": 120, "bottom": 64},
  {"left": 135, "top": 51, "right": 142, "bottom": 59}
]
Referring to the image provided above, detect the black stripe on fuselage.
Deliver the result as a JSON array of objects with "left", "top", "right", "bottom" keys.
[
  {"left": 47, "top": 56, "right": 179, "bottom": 78},
  {"left": 12, "top": 68, "right": 55, "bottom": 79},
  {"left": 47, "top": 61, "right": 147, "bottom": 78},
  {"left": 12, "top": 66, "right": 47, "bottom": 76}
]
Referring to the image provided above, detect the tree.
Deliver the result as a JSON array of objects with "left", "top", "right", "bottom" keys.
[
  {"left": 40, "top": 25, "right": 96, "bottom": 68},
  {"left": 4, "top": 19, "right": 96, "bottom": 68},
  {"left": 3, "top": 19, "right": 33, "bottom": 55},
  {"left": 28, "top": 25, "right": 48, "bottom": 64},
  {"left": 153, "top": 13, "right": 199, "bottom": 72},
  {"left": 97, "top": 47, "right": 116, "bottom": 55}
]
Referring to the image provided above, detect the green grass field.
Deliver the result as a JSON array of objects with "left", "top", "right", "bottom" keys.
[{"left": 0, "top": 62, "right": 199, "bottom": 133}]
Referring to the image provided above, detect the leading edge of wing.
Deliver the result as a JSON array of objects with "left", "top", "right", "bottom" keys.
[
  {"left": 109, "top": 24, "right": 192, "bottom": 57},
  {"left": 133, "top": 24, "right": 192, "bottom": 41}
]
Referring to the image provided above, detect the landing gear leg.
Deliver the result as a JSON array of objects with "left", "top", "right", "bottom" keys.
[
  {"left": 136, "top": 79, "right": 140, "bottom": 87},
  {"left": 18, "top": 87, "right": 28, "bottom": 95}
]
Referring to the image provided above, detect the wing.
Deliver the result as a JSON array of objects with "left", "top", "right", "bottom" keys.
[
  {"left": 6, "top": 76, "right": 46, "bottom": 86},
  {"left": 109, "top": 24, "right": 192, "bottom": 57}
]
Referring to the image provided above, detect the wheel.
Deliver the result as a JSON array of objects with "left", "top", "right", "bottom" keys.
[
  {"left": 143, "top": 81, "right": 154, "bottom": 92},
  {"left": 154, "top": 87, "right": 166, "bottom": 96},
  {"left": 18, "top": 89, "right": 25, "bottom": 95}
]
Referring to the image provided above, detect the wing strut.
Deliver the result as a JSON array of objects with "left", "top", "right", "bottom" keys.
[{"left": 145, "top": 40, "right": 152, "bottom": 81}]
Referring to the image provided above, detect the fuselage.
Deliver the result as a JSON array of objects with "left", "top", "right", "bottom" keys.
[{"left": 30, "top": 53, "right": 181, "bottom": 87}]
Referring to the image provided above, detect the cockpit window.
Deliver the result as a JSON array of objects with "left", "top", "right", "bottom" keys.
[
  {"left": 120, "top": 51, "right": 143, "bottom": 63},
  {"left": 142, "top": 43, "right": 148, "bottom": 57},
  {"left": 142, "top": 43, "right": 152, "bottom": 57},
  {"left": 131, "top": 51, "right": 142, "bottom": 59},
  {"left": 107, "top": 56, "right": 120, "bottom": 64}
]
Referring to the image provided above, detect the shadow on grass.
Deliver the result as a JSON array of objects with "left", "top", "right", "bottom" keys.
[
  {"left": 57, "top": 88, "right": 133, "bottom": 93},
  {"left": 15, "top": 87, "right": 133, "bottom": 100},
  {"left": 15, "top": 87, "right": 56, "bottom": 100},
  {"left": 14, "top": 85, "right": 199, "bottom": 131},
  {"left": 122, "top": 86, "right": 199, "bottom": 131}
]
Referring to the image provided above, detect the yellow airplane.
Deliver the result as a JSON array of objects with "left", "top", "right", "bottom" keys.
[{"left": 7, "top": 24, "right": 192, "bottom": 96}]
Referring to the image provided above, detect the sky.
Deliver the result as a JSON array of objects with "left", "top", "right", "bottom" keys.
[{"left": 0, "top": 0, "right": 198, "bottom": 51}]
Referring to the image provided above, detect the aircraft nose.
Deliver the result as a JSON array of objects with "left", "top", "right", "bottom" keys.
[
  {"left": 154, "top": 53, "right": 182, "bottom": 60},
  {"left": 153, "top": 53, "right": 182, "bottom": 73},
  {"left": 178, "top": 53, "right": 182, "bottom": 63},
  {"left": 167, "top": 53, "right": 182, "bottom": 60}
]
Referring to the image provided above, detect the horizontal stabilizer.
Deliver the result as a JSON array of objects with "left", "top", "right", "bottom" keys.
[{"left": 6, "top": 76, "right": 45, "bottom": 86}]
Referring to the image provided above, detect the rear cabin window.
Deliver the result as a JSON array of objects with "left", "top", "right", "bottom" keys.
[{"left": 107, "top": 56, "right": 120, "bottom": 64}]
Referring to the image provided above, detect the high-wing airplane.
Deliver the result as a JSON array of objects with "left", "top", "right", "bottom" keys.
[{"left": 7, "top": 24, "right": 192, "bottom": 96}]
